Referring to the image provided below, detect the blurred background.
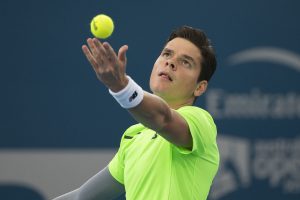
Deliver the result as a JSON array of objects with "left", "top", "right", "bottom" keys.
[{"left": 0, "top": 0, "right": 299, "bottom": 199}]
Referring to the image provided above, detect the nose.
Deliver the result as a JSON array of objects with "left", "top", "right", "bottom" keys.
[{"left": 165, "top": 61, "right": 176, "bottom": 71}]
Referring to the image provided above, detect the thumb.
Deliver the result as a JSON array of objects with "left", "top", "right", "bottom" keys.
[{"left": 118, "top": 45, "right": 128, "bottom": 63}]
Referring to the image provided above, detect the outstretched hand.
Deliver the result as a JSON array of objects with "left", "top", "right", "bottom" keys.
[{"left": 82, "top": 38, "right": 129, "bottom": 92}]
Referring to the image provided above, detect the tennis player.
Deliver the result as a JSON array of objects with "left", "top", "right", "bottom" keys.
[{"left": 53, "top": 26, "right": 219, "bottom": 200}]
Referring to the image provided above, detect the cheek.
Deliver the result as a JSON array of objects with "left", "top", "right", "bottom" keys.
[
  {"left": 151, "top": 58, "right": 161, "bottom": 75},
  {"left": 149, "top": 61, "right": 159, "bottom": 90},
  {"left": 176, "top": 71, "right": 199, "bottom": 90}
]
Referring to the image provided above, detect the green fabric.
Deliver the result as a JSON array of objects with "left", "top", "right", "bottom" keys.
[{"left": 109, "top": 106, "right": 219, "bottom": 200}]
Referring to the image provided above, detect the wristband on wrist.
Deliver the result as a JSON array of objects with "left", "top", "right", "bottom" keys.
[{"left": 109, "top": 76, "right": 144, "bottom": 109}]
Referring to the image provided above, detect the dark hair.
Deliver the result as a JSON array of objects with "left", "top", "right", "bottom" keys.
[{"left": 166, "top": 26, "right": 217, "bottom": 82}]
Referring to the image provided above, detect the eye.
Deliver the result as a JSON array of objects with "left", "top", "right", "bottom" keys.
[
  {"left": 161, "top": 52, "right": 171, "bottom": 58},
  {"left": 181, "top": 59, "right": 191, "bottom": 67}
]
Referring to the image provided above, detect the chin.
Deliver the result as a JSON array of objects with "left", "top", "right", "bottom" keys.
[{"left": 151, "top": 84, "right": 167, "bottom": 95}]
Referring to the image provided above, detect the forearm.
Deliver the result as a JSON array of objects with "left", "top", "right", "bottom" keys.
[
  {"left": 109, "top": 76, "right": 191, "bottom": 148},
  {"left": 128, "top": 91, "right": 172, "bottom": 132},
  {"left": 52, "top": 189, "right": 79, "bottom": 200},
  {"left": 127, "top": 91, "right": 192, "bottom": 148},
  {"left": 51, "top": 167, "right": 124, "bottom": 200}
]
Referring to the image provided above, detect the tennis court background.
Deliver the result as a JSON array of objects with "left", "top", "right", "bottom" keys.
[{"left": 0, "top": 0, "right": 299, "bottom": 199}]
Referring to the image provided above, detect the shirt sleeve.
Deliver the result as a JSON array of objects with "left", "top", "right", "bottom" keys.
[
  {"left": 108, "top": 147, "right": 125, "bottom": 184},
  {"left": 172, "top": 106, "right": 217, "bottom": 156}
]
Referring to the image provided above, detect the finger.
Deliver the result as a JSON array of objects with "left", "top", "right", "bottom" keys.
[
  {"left": 118, "top": 45, "right": 128, "bottom": 63},
  {"left": 87, "top": 38, "right": 101, "bottom": 59},
  {"left": 102, "top": 42, "right": 117, "bottom": 62},
  {"left": 82, "top": 45, "right": 99, "bottom": 72},
  {"left": 93, "top": 38, "right": 108, "bottom": 58}
]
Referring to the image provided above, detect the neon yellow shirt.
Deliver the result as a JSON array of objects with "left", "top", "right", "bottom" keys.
[{"left": 109, "top": 106, "right": 219, "bottom": 200}]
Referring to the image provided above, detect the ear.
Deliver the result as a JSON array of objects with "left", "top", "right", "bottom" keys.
[{"left": 194, "top": 80, "right": 208, "bottom": 97}]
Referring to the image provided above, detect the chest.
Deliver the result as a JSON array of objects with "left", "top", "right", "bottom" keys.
[{"left": 123, "top": 129, "right": 171, "bottom": 180}]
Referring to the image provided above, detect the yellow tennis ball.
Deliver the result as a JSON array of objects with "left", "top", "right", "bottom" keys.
[{"left": 90, "top": 14, "right": 114, "bottom": 39}]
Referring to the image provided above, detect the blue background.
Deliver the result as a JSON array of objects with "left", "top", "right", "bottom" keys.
[{"left": 1, "top": 0, "right": 299, "bottom": 199}]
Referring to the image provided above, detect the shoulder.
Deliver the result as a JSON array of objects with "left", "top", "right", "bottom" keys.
[
  {"left": 171, "top": 106, "right": 217, "bottom": 156},
  {"left": 176, "top": 106, "right": 217, "bottom": 140},
  {"left": 176, "top": 106, "right": 214, "bottom": 123}
]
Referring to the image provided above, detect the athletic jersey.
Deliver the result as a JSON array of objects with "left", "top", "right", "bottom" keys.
[{"left": 108, "top": 106, "right": 219, "bottom": 200}]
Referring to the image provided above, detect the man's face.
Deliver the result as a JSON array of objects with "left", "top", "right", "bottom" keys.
[{"left": 149, "top": 37, "right": 203, "bottom": 106}]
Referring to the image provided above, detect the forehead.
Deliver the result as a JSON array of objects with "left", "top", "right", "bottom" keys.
[{"left": 165, "top": 37, "right": 202, "bottom": 64}]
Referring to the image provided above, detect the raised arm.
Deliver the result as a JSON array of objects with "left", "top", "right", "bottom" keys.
[{"left": 82, "top": 38, "right": 193, "bottom": 149}]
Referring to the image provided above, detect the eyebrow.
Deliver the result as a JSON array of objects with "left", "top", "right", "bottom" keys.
[{"left": 163, "top": 48, "right": 196, "bottom": 66}]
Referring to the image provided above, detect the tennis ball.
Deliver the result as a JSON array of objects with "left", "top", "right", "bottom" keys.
[{"left": 90, "top": 14, "right": 114, "bottom": 39}]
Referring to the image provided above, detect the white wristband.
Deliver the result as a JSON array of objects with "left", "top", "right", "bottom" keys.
[{"left": 109, "top": 76, "right": 144, "bottom": 109}]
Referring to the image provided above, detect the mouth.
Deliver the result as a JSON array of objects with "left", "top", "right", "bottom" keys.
[{"left": 158, "top": 72, "right": 173, "bottom": 81}]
